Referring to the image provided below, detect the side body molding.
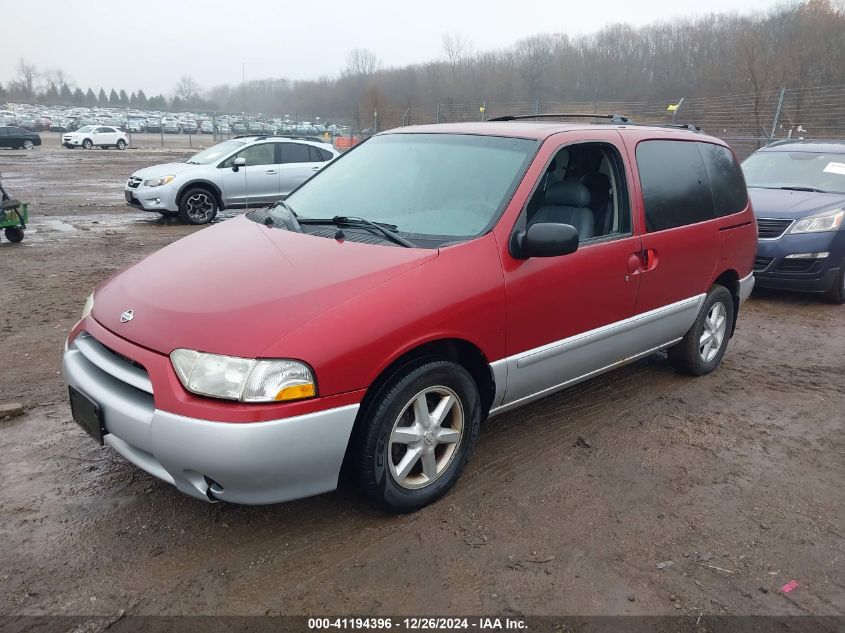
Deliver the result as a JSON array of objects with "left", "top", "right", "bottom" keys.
[{"left": 488, "top": 294, "right": 705, "bottom": 416}]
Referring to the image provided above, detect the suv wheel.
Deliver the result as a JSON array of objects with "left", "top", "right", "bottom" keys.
[
  {"left": 668, "top": 285, "right": 734, "bottom": 376},
  {"left": 116, "top": 139, "right": 126, "bottom": 150},
  {"left": 354, "top": 360, "right": 481, "bottom": 512},
  {"left": 824, "top": 265, "right": 845, "bottom": 304},
  {"left": 82, "top": 139, "right": 93, "bottom": 150},
  {"left": 178, "top": 187, "right": 218, "bottom": 225}
]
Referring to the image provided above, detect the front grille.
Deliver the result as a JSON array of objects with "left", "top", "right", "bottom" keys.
[
  {"left": 776, "top": 259, "right": 818, "bottom": 273},
  {"left": 127, "top": 176, "right": 142, "bottom": 189},
  {"left": 74, "top": 331, "right": 153, "bottom": 394},
  {"left": 757, "top": 218, "right": 793, "bottom": 239},
  {"left": 753, "top": 256, "right": 774, "bottom": 272}
]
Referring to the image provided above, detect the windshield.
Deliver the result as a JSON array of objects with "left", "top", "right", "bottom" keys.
[
  {"left": 185, "top": 140, "right": 247, "bottom": 165},
  {"left": 742, "top": 151, "right": 845, "bottom": 194},
  {"left": 77, "top": 125, "right": 95, "bottom": 133},
  {"left": 282, "top": 134, "right": 537, "bottom": 242}
]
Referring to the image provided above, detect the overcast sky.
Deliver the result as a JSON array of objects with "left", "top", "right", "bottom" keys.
[{"left": 2, "top": 0, "right": 783, "bottom": 96}]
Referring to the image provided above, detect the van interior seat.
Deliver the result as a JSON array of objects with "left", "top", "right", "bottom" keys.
[{"left": 530, "top": 181, "right": 594, "bottom": 240}]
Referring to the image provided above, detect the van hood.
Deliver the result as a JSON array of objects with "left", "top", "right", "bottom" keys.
[
  {"left": 131, "top": 162, "right": 198, "bottom": 179},
  {"left": 749, "top": 187, "right": 845, "bottom": 219},
  {"left": 92, "top": 216, "right": 438, "bottom": 357}
]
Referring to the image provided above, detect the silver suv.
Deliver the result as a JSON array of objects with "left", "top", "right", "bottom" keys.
[{"left": 124, "top": 136, "right": 340, "bottom": 224}]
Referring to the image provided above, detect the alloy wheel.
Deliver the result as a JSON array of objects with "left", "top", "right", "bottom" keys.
[
  {"left": 388, "top": 386, "right": 464, "bottom": 489},
  {"left": 699, "top": 301, "right": 727, "bottom": 362},
  {"left": 184, "top": 192, "right": 214, "bottom": 222}
]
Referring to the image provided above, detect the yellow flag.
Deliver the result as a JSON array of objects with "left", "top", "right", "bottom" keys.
[
  {"left": 480, "top": 106, "right": 486, "bottom": 113},
  {"left": 666, "top": 103, "right": 679, "bottom": 112}
]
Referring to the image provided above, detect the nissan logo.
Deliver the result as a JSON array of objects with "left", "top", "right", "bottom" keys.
[{"left": 120, "top": 309, "right": 134, "bottom": 323}]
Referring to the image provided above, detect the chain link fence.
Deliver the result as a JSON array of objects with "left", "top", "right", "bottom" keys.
[{"left": 363, "top": 84, "right": 845, "bottom": 159}]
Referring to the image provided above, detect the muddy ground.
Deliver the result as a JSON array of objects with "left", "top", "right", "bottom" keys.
[{"left": 0, "top": 142, "right": 843, "bottom": 618}]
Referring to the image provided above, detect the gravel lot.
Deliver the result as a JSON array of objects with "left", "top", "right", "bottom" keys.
[{"left": 0, "top": 143, "right": 843, "bottom": 618}]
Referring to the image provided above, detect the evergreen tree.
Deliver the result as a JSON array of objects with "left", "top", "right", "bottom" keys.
[
  {"left": 97, "top": 88, "right": 108, "bottom": 106},
  {"left": 170, "top": 96, "right": 183, "bottom": 111},
  {"left": 118, "top": 89, "right": 129, "bottom": 106},
  {"left": 129, "top": 91, "right": 137, "bottom": 106},
  {"left": 85, "top": 88, "right": 97, "bottom": 106},
  {"left": 73, "top": 87, "right": 85, "bottom": 104},
  {"left": 60, "top": 83, "right": 73, "bottom": 103},
  {"left": 108, "top": 88, "right": 119, "bottom": 105},
  {"left": 136, "top": 89, "right": 148, "bottom": 107},
  {"left": 45, "top": 82, "right": 60, "bottom": 103}
]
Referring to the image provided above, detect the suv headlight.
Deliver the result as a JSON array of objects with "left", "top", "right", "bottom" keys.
[
  {"left": 789, "top": 208, "right": 844, "bottom": 234},
  {"left": 170, "top": 349, "right": 316, "bottom": 403},
  {"left": 81, "top": 292, "right": 94, "bottom": 320},
  {"left": 143, "top": 175, "right": 175, "bottom": 187}
]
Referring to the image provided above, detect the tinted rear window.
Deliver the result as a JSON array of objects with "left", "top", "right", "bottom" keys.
[
  {"left": 699, "top": 143, "right": 747, "bottom": 216},
  {"left": 636, "top": 140, "right": 715, "bottom": 232}
]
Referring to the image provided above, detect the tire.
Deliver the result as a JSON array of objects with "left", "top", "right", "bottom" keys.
[
  {"left": 22, "top": 139, "right": 34, "bottom": 150},
  {"left": 82, "top": 139, "right": 93, "bottom": 150},
  {"left": 116, "top": 139, "right": 126, "bottom": 150},
  {"left": 4, "top": 227, "right": 24, "bottom": 243},
  {"left": 178, "top": 186, "right": 218, "bottom": 225},
  {"left": 353, "top": 359, "right": 482, "bottom": 513},
  {"left": 668, "top": 285, "right": 734, "bottom": 376},
  {"left": 824, "top": 265, "right": 845, "bottom": 305}
]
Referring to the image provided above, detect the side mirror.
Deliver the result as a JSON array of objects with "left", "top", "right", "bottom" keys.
[
  {"left": 232, "top": 157, "right": 246, "bottom": 172},
  {"left": 511, "top": 223, "right": 579, "bottom": 259}
]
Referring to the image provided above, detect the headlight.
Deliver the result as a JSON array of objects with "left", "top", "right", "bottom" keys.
[
  {"left": 142, "top": 175, "right": 175, "bottom": 187},
  {"left": 81, "top": 292, "right": 94, "bottom": 320},
  {"left": 170, "top": 349, "right": 316, "bottom": 403},
  {"left": 789, "top": 208, "right": 844, "bottom": 234}
]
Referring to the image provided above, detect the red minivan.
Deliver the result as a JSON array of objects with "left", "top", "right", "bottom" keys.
[{"left": 63, "top": 119, "right": 757, "bottom": 511}]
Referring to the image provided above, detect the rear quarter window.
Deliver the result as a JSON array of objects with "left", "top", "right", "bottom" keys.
[
  {"left": 699, "top": 143, "right": 748, "bottom": 216},
  {"left": 636, "top": 140, "right": 715, "bottom": 232}
]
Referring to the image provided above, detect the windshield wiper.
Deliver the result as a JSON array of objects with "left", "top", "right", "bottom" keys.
[
  {"left": 299, "top": 215, "right": 415, "bottom": 247},
  {"left": 778, "top": 186, "right": 827, "bottom": 193}
]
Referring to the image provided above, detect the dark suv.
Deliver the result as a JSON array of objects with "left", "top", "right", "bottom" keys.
[{"left": 742, "top": 140, "right": 845, "bottom": 303}]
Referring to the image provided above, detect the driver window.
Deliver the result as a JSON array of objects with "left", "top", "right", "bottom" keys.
[
  {"left": 525, "top": 142, "right": 631, "bottom": 242},
  {"left": 221, "top": 143, "right": 275, "bottom": 168}
]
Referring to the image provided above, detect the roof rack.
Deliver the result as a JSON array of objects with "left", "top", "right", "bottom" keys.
[
  {"left": 231, "top": 134, "right": 327, "bottom": 143},
  {"left": 489, "top": 113, "right": 632, "bottom": 123}
]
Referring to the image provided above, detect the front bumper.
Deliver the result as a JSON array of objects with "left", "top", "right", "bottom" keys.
[
  {"left": 62, "top": 333, "right": 360, "bottom": 504},
  {"left": 754, "top": 230, "right": 844, "bottom": 293},
  {"left": 124, "top": 183, "right": 179, "bottom": 213}
]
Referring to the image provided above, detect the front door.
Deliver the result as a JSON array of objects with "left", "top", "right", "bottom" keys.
[
  {"left": 218, "top": 142, "right": 280, "bottom": 207},
  {"left": 499, "top": 134, "right": 644, "bottom": 407}
]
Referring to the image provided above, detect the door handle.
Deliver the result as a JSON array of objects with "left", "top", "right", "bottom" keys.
[
  {"left": 311, "top": 166, "right": 321, "bottom": 171},
  {"left": 642, "top": 248, "right": 659, "bottom": 272},
  {"left": 265, "top": 169, "right": 278, "bottom": 174}
]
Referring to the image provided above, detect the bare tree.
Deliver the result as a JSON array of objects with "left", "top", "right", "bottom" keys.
[
  {"left": 44, "top": 68, "right": 73, "bottom": 92},
  {"left": 15, "top": 58, "right": 38, "bottom": 99},
  {"left": 344, "top": 48, "right": 379, "bottom": 78},
  {"left": 174, "top": 75, "right": 201, "bottom": 105},
  {"left": 442, "top": 32, "right": 474, "bottom": 74}
]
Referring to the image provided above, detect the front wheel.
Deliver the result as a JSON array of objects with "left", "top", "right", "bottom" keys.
[
  {"left": 22, "top": 139, "right": 34, "bottom": 150},
  {"left": 353, "top": 360, "right": 481, "bottom": 512},
  {"left": 824, "top": 265, "right": 845, "bottom": 304},
  {"left": 4, "top": 227, "right": 24, "bottom": 243},
  {"left": 668, "top": 285, "right": 734, "bottom": 376},
  {"left": 178, "top": 187, "right": 218, "bottom": 225},
  {"left": 82, "top": 139, "right": 93, "bottom": 150},
  {"left": 116, "top": 139, "right": 126, "bottom": 150}
]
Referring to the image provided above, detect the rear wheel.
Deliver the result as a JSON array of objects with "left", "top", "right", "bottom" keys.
[
  {"left": 824, "top": 265, "right": 845, "bottom": 304},
  {"left": 178, "top": 187, "right": 218, "bottom": 225},
  {"left": 116, "top": 139, "right": 126, "bottom": 150},
  {"left": 4, "top": 227, "right": 24, "bottom": 243},
  {"left": 82, "top": 138, "right": 93, "bottom": 150},
  {"left": 668, "top": 285, "right": 734, "bottom": 376},
  {"left": 353, "top": 360, "right": 481, "bottom": 512}
]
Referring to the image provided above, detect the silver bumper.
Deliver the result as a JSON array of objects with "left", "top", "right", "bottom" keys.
[
  {"left": 738, "top": 272, "right": 755, "bottom": 304},
  {"left": 62, "top": 336, "right": 359, "bottom": 504}
]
